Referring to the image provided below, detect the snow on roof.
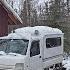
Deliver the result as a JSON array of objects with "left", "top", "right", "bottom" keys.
[
  {"left": 0, "top": 26, "right": 63, "bottom": 39},
  {"left": 1, "top": 0, "right": 22, "bottom": 24},
  {"left": 15, "top": 26, "right": 63, "bottom": 37},
  {"left": 0, "top": 33, "right": 22, "bottom": 39}
]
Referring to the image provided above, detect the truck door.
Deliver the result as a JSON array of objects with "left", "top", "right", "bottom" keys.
[{"left": 30, "top": 40, "right": 43, "bottom": 70}]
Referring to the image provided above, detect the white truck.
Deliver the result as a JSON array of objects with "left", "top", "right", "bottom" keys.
[{"left": 0, "top": 26, "right": 64, "bottom": 70}]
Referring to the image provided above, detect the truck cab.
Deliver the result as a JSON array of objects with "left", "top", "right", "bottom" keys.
[{"left": 0, "top": 26, "right": 64, "bottom": 70}]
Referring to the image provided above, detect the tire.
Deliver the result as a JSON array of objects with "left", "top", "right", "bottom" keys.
[{"left": 53, "top": 63, "right": 64, "bottom": 70}]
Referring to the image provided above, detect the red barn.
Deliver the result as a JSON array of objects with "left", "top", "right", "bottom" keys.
[{"left": 0, "top": 0, "right": 23, "bottom": 37}]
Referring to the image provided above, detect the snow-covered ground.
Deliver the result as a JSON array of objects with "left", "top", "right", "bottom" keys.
[{"left": 62, "top": 56, "right": 70, "bottom": 70}]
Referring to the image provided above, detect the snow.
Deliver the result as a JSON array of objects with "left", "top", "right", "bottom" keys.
[
  {"left": 8, "top": 33, "right": 23, "bottom": 39},
  {"left": 14, "top": 26, "right": 63, "bottom": 39},
  {"left": 63, "top": 57, "right": 70, "bottom": 70},
  {"left": 0, "top": 26, "right": 63, "bottom": 40},
  {"left": 37, "top": 0, "right": 50, "bottom": 6},
  {"left": 0, "top": 33, "right": 22, "bottom": 39},
  {"left": 0, "top": 51, "right": 22, "bottom": 57},
  {"left": 8, "top": 52, "right": 23, "bottom": 56},
  {"left": 0, "top": 51, "right": 6, "bottom": 56},
  {"left": 1, "top": 0, "right": 22, "bottom": 23},
  {"left": 15, "top": 26, "right": 63, "bottom": 35},
  {"left": 0, "top": 26, "right": 63, "bottom": 41}
]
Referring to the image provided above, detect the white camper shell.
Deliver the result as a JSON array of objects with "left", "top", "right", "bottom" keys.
[{"left": 0, "top": 26, "right": 64, "bottom": 70}]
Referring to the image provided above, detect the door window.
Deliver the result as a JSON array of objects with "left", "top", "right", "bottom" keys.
[{"left": 30, "top": 40, "right": 40, "bottom": 57}]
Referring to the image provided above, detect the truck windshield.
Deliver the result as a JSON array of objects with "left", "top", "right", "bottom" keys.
[{"left": 0, "top": 39, "right": 29, "bottom": 55}]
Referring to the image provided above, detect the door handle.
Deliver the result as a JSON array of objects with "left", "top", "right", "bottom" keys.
[{"left": 39, "top": 56, "right": 41, "bottom": 58}]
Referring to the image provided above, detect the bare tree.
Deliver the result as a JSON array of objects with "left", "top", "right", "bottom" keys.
[{"left": 20, "top": 0, "right": 38, "bottom": 26}]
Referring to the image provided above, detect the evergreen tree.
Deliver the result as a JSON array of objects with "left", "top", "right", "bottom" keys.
[{"left": 48, "top": 0, "right": 63, "bottom": 27}]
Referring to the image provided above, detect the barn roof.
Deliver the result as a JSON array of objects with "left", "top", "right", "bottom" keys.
[{"left": 0, "top": 0, "right": 23, "bottom": 24}]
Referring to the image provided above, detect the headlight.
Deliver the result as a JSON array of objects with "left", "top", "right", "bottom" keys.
[{"left": 14, "top": 63, "right": 24, "bottom": 70}]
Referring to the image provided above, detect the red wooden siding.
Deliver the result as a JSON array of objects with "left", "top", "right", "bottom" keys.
[
  {"left": 0, "top": 4, "right": 8, "bottom": 37},
  {"left": 0, "top": 1, "right": 23, "bottom": 37}
]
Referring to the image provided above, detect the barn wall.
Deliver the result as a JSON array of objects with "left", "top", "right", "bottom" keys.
[{"left": 0, "top": 4, "right": 8, "bottom": 37}]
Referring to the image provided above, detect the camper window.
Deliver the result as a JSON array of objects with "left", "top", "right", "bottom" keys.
[{"left": 46, "top": 37, "right": 61, "bottom": 48}]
